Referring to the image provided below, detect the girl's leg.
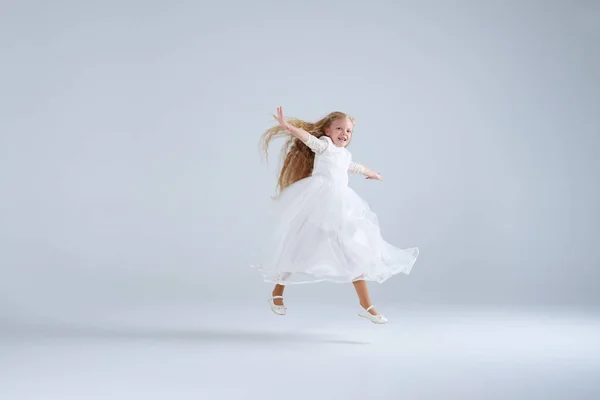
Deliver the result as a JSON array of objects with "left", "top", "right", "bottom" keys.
[
  {"left": 352, "top": 279, "right": 380, "bottom": 315},
  {"left": 272, "top": 272, "right": 291, "bottom": 305},
  {"left": 272, "top": 284, "right": 285, "bottom": 306}
]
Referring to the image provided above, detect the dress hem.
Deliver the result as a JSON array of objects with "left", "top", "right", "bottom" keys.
[{"left": 248, "top": 257, "right": 417, "bottom": 285}]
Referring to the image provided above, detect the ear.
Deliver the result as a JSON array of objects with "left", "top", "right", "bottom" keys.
[{"left": 324, "top": 126, "right": 331, "bottom": 136}]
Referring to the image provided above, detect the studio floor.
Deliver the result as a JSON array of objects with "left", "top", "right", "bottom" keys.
[{"left": 2, "top": 303, "right": 599, "bottom": 400}]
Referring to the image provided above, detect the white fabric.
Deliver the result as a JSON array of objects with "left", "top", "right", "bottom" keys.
[
  {"left": 348, "top": 160, "right": 365, "bottom": 175},
  {"left": 304, "top": 135, "right": 366, "bottom": 175},
  {"left": 251, "top": 135, "right": 418, "bottom": 284},
  {"left": 304, "top": 134, "right": 328, "bottom": 154}
]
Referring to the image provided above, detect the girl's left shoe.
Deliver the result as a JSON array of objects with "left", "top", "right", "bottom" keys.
[
  {"left": 268, "top": 296, "right": 287, "bottom": 316},
  {"left": 358, "top": 305, "right": 388, "bottom": 324}
]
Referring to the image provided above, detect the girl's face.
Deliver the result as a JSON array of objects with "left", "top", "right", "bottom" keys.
[{"left": 325, "top": 117, "right": 353, "bottom": 147}]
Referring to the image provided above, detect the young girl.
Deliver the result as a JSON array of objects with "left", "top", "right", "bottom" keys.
[{"left": 251, "top": 107, "right": 419, "bottom": 324}]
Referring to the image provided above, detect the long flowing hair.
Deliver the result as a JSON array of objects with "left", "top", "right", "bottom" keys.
[{"left": 260, "top": 111, "right": 355, "bottom": 194}]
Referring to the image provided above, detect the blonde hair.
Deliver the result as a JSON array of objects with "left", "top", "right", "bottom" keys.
[{"left": 261, "top": 111, "right": 355, "bottom": 194}]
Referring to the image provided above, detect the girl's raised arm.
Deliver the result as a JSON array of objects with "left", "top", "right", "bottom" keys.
[
  {"left": 273, "top": 106, "right": 311, "bottom": 142},
  {"left": 273, "top": 106, "right": 327, "bottom": 154}
]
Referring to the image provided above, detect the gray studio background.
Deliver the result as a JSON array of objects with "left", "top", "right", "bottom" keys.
[{"left": 1, "top": 0, "right": 598, "bottom": 323}]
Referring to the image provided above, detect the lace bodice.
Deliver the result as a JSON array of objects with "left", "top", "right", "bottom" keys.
[{"left": 303, "top": 135, "right": 365, "bottom": 185}]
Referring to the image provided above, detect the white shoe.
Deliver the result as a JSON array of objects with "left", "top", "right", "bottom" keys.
[
  {"left": 358, "top": 305, "right": 388, "bottom": 324},
  {"left": 268, "top": 295, "right": 287, "bottom": 316}
]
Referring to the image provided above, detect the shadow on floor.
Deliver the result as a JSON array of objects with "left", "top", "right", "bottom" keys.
[{"left": 0, "top": 321, "right": 370, "bottom": 345}]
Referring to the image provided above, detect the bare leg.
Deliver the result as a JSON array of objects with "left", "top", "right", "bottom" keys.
[
  {"left": 272, "top": 284, "right": 285, "bottom": 306},
  {"left": 352, "top": 279, "right": 380, "bottom": 315}
]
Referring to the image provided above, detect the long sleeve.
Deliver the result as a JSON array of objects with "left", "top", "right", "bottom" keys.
[
  {"left": 348, "top": 161, "right": 366, "bottom": 175},
  {"left": 303, "top": 134, "right": 329, "bottom": 155}
]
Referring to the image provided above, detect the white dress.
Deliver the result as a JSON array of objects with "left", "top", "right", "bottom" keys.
[{"left": 251, "top": 135, "right": 419, "bottom": 285}]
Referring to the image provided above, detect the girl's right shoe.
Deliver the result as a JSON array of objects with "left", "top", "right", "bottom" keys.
[
  {"left": 358, "top": 305, "right": 388, "bottom": 324},
  {"left": 268, "top": 295, "right": 287, "bottom": 316}
]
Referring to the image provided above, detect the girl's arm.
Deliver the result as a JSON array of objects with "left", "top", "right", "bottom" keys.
[
  {"left": 273, "top": 106, "right": 310, "bottom": 142},
  {"left": 273, "top": 106, "right": 327, "bottom": 154},
  {"left": 284, "top": 123, "right": 311, "bottom": 142},
  {"left": 350, "top": 161, "right": 383, "bottom": 181}
]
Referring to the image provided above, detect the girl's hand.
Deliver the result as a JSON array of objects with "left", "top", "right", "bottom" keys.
[
  {"left": 271, "top": 106, "right": 311, "bottom": 142},
  {"left": 366, "top": 171, "right": 383, "bottom": 181},
  {"left": 273, "top": 106, "right": 290, "bottom": 131}
]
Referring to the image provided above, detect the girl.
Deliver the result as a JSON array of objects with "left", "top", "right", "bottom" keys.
[{"left": 251, "top": 107, "right": 419, "bottom": 324}]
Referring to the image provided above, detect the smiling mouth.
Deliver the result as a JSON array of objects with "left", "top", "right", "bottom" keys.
[{"left": 339, "top": 136, "right": 348, "bottom": 142}]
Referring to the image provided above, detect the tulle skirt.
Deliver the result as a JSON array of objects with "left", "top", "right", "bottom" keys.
[{"left": 250, "top": 175, "right": 419, "bottom": 285}]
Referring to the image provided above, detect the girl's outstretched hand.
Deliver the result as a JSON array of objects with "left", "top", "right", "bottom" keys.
[
  {"left": 366, "top": 171, "right": 383, "bottom": 181},
  {"left": 273, "top": 106, "right": 290, "bottom": 130}
]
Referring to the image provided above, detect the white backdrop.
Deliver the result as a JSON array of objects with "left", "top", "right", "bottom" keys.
[{"left": 1, "top": 0, "right": 599, "bottom": 322}]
